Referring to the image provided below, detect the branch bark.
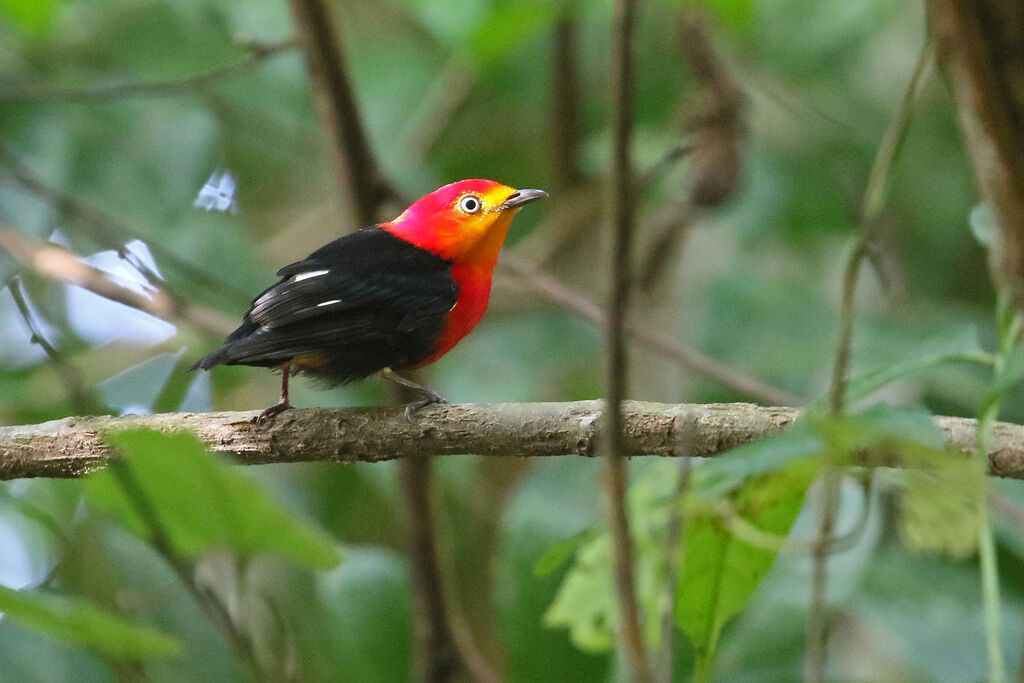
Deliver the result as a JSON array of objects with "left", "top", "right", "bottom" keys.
[
  {"left": 550, "top": 14, "right": 583, "bottom": 190},
  {"left": 926, "top": 0, "right": 1024, "bottom": 305},
  {"left": 4, "top": 400, "right": 1024, "bottom": 479}
]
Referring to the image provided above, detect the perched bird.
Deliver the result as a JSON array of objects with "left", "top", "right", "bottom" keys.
[{"left": 192, "top": 179, "right": 547, "bottom": 420}]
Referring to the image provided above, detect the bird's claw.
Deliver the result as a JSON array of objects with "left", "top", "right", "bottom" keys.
[
  {"left": 255, "top": 400, "right": 292, "bottom": 425},
  {"left": 403, "top": 394, "right": 447, "bottom": 423}
]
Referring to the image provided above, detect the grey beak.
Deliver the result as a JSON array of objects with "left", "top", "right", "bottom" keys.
[{"left": 501, "top": 188, "right": 549, "bottom": 210}]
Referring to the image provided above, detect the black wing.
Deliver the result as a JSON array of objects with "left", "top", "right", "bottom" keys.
[{"left": 193, "top": 227, "right": 457, "bottom": 384}]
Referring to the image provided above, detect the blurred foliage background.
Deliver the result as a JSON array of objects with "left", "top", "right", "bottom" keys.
[{"left": 1, "top": 0, "right": 1022, "bottom": 681}]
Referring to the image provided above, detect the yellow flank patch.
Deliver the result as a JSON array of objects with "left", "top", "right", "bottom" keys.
[{"left": 291, "top": 353, "right": 329, "bottom": 369}]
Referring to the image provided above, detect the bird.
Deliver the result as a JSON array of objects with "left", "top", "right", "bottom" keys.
[{"left": 191, "top": 179, "right": 548, "bottom": 421}]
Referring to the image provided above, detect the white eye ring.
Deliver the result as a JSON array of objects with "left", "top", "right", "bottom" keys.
[{"left": 458, "top": 195, "right": 483, "bottom": 214}]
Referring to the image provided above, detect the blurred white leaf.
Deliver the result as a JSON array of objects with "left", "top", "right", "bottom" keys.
[{"left": 193, "top": 168, "right": 238, "bottom": 214}]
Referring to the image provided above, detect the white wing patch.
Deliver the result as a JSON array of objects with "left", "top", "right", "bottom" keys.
[
  {"left": 293, "top": 269, "right": 330, "bottom": 282},
  {"left": 317, "top": 299, "right": 343, "bottom": 307}
]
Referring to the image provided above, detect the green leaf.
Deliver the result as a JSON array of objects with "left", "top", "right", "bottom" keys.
[
  {"left": 898, "top": 461, "right": 985, "bottom": 560},
  {"left": 465, "top": 0, "right": 560, "bottom": 67},
  {"left": 676, "top": 462, "right": 816, "bottom": 674},
  {"left": 693, "top": 420, "right": 822, "bottom": 498},
  {"left": 533, "top": 527, "right": 597, "bottom": 578},
  {"left": 0, "top": 0, "right": 58, "bottom": 37},
  {"left": 675, "top": 0, "right": 755, "bottom": 34},
  {"left": 844, "top": 325, "right": 991, "bottom": 405},
  {"left": 543, "top": 460, "right": 681, "bottom": 654},
  {"left": 542, "top": 532, "right": 617, "bottom": 653},
  {"left": 85, "top": 429, "right": 341, "bottom": 569},
  {"left": 0, "top": 584, "right": 181, "bottom": 659},
  {"left": 810, "top": 404, "right": 947, "bottom": 467}
]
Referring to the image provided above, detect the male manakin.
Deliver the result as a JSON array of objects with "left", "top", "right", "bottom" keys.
[{"left": 192, "top": 179, "right": 547, "bottom": 420}]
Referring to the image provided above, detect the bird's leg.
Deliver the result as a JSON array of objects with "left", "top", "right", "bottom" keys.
[
  {"left": 380, "top": 368, "right": 448, "bottom": 421},
  {"left": 256, "top": 364, "right": 293, "bottom": 423}
]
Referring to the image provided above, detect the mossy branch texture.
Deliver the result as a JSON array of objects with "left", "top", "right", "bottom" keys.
[{"left": 3, "top": 400, "right": 1024, "bottom": 481}]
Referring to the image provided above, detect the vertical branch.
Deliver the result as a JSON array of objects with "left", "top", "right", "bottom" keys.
[
  {"left": 284, "top": 3, "right": 482, "bottom": 678},
  {"left": 802, "top": 472, "right": 840, "bottom": 683},
  {"left": 397, "top": 456, "right": 460, "bottom": 683},
  {"left": 551, "top": 8, "right": 583, "bottom": 190},
  {"left": 926, "top": 0, "right": 1024, "bottom": 307},
  {"left": 827, "top": 42, "right": 935, "bottom": 414},
  {"left": 806, "top": 40, "right": 935, "bottom": 683},
  {"left": 972, "top": 306, "right": 1020, "bottom": 683},
  {"left": 927, "top": 4, "right": 1024, "bottom": 678},
  {"left": 605, "top": 0, "right": 650, "bottom": 681},
  {"left": 654, "top": 458, "right": 691, "bottom": 683},
  {"left": 286, "top": 0, "right": 396, "bottom": 227}
]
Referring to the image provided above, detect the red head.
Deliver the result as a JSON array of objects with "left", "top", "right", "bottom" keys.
[{"left": 382, "top": 179, "right": 547, "bottom": 271}]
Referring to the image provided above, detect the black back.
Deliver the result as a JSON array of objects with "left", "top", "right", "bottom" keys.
[{"left": 193, "top": 227, "right": 458, "bottom": 384}]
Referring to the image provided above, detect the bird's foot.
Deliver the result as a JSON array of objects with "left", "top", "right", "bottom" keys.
[
  {"left": 255, "top": 399, "right": 292, "bottom": 424},
  {"left": 404, "top": 391, "right": 447, "bottom": 423}
]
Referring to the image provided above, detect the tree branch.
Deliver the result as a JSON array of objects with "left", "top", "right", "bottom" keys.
[
  {"left": 286, "top": 0, "right": 398, "bottom": 227},
  {"left": 1, "top": 400, "right": 1017, "bottom": 478},
  {"left": 0, "top": 39, "right": 294, "bottom": 103},
  {"left": 926, "top": 0, "right": 1024, "bottom": 307},
  {"left": 606, "top": 0, "right": 651, "bottom": 678},
  {"left": 397, "top": 456, "right": 460, "bottom": 683},
  {"left": 550, "top": 13, "right": 584, "bottom": 190},
  {"left": 284, "top": 3, "right": 474, "bottom": 678},
  {"left": 0, "top": 230, "right": 236, "bottom": 338}
]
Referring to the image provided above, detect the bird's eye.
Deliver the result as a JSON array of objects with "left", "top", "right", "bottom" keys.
[{"left": 458, "top": 195, "right": 482, "bottom": 214}]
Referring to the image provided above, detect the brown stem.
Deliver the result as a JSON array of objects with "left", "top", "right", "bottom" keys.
[
  {"left": 810, "top": 37, "right": 935, "bottom": 683},
  {"left": 606, "top": 0, "right": 651, "bottom": 679},
  {"left": 802, "top": 471, "right": 840, "bottom": 683},
  {"left": 655, "top": 457, "right": 692, "bottom": 683},
  {"left": 926, "top": 0, "right": 1024, "bottom": 305},
  {"left": 284, "top": 3, "right": 476, "bottom": 677},
  {"left": 551, "top": 13, "right": 583, "bottom": 190},
  {"left": 286, "top": 0, "right": 397, "bottom": 227},
  {"left": 398, "top": 457, "right": 460, "bottom": 683}
]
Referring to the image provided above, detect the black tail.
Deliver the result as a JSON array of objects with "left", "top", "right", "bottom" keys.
[{"left": 189, "top": 345, "right": 231, "bottom": 372}]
